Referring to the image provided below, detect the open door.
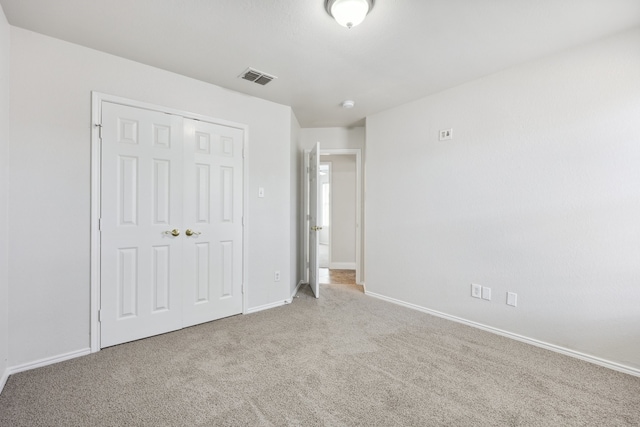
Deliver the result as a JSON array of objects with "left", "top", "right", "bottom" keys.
[{"left": 308, "top": 142, "right": 321, "bottom": 298}]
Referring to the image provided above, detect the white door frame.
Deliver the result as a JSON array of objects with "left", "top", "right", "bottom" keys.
[
  {"left": 303, "top": 148, "right": 362, "bottom": 285},
  {"left": 90, "top": 92, "right": 249, "bottom": 353}
]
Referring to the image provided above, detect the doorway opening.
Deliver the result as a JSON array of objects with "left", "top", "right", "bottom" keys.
[
  {"left": 303, "top": 147, "right": 363, "bottom": 297},
  {"left": 318, "top": 153, "right": 358, "bottom": 287}
]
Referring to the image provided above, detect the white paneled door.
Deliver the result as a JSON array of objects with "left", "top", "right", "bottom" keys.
[
  {"left": 182, "top": 118, "right": 244, "bottom": 327},
  {"left": 308, "top": 142, "right": 321, "bottom": 298},
  {"left": 100, "top": 102, "right": 244, "bottom": 348}
]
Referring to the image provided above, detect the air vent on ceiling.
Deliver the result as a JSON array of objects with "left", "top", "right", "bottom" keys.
[{"left": 238, "top": 67, "right": 277, "bottom": 86}]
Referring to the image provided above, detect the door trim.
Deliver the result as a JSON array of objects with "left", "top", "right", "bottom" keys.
[
  {"left": 90, "top": 92, "right": 249, "bottom": 353},
  {"left": 319, "top": 149, "right": 363, "bottom": 284}
]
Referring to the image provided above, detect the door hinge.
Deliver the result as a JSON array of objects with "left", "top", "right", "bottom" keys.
[
  {"left": 98, "top": 309, "right": 102, "bottom": 322},
  {"left": 95, "top": 123, "right": 102, "bottom": 139},
  {"left": 306, "top": 166, "right": 310, "bottom": 174},
  {"left": 98, "top": 218, "right": 102, "bottom": 231},
  {"left": 242, "top": 216, "right": 245, "bottom": 226}
]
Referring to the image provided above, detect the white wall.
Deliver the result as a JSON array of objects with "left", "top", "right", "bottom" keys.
[
  {"left": 8, "top": 27, "right": 294, "bottom": 367},
  {"left": 299, "top": 127, "right": 364, "bottom": 151},
  {"left": 0, "top": 4, "right": 10, "bottom": 390},
  {"left": 320, "top": 155, "right": 356, "bottom": 268},
  {"left": 366, "top": 28, "right": 640, "bottom": 372}
]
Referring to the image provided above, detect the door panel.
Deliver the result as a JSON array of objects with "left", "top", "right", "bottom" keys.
[
  {"left": 101, "top": 102, "right": 184, "bottom": 347},
  {"left": 101, "top": 104, "right": 244, "bottom": 346},
  {"left": 308, "top": 142, "right": 320, "bottom": 298},
  {"left": 182, "top": 119, "right": 244, "bottom": 327}
]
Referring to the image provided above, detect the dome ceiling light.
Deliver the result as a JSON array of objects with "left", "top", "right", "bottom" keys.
[{"left": 325, "top": 0, "right": 374, "bottom": 29}]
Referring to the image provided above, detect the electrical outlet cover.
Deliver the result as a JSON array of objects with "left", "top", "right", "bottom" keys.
[
  {"left": 482, "top": 286, "right": 492, "bottom": 301},
  {"left": 471, "top": 284, "right": 482, "bottom": 298}
]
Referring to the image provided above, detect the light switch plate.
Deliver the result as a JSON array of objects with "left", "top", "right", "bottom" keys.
[
  {"left": 482, "top": 286, "right": 492, "bottom": 301},
  {"left": 258, "top": 187, "right": 265, "bottom": 198},
  {"left": 507, "top": 292, "right": 517, "bottom": 307}
]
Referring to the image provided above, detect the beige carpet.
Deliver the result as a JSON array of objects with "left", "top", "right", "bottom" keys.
[{"left": 1, "top": 283, "right": 639, "bottom": 426}]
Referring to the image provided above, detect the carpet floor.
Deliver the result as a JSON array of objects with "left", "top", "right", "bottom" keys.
[{"left": 1, "top": 283, "right": 639, "bottom": 426}]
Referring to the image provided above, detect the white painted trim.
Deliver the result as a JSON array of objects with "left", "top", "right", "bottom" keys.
[
  {"left": 90, "top": 94, "right": 102, "bottom": 353},
  {"left": 8, "top": 348, "right": 91, "bottom": 376},
  {"left": 91, "top": 92, "right": 249, "bottom": 350},
  {"left": 242, "top": 127, "right": 249, "bottom": 315},
  {"left": 246, "top": 299, "right": 292, "bottom": 314},
  {"left": 92, "top": 93, "right": 247, "bottom": 130},
  {"left": 0, "top": 367, "right": 8, "bottom": 394},
  {"left": 365, "top": 291, "right": 640, "bottom": 378},
  {"left": 319, "top": 149, "right": 362, "bottom": 285},
  {"left": 329, "top": 262, "right": 356, "bottom": 270},
  {"left": 291, "top": 280, "right": 305, "bottom": 299}
]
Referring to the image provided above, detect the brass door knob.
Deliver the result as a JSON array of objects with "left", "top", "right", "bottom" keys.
[
  {"left": 185, "top": 229, "right": 202, "bottom": 236},
  {"left": 164, "top": 229, "right": 180, "bottom": 236}
]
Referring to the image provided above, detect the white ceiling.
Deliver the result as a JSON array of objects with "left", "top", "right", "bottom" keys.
[{"left": 1, "top": 0, "right": 639, "bottom": 127}]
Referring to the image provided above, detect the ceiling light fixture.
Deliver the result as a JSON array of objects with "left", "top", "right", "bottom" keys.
[{"left": 325, "top": 0, "right": 374, "bottom": 29}]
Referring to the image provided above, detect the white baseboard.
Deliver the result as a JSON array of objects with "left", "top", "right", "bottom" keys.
[
  {"left": 0, "top": 347, "right": 91, "bottom": 395},
  {"left": 9, "top": 348, "right": 91, "bottom": 376},
  {"left": 329, "top": 262, "right": 356, "bottom": 270},
  {"left": 365, "top": 291, "right": 640, "bottom": 378},
  {"left": 291, "top": 280, "right": 305, "bottom": 299},
  {"left": 0, "top": 366, "right": 8, "bottom": 395},
  {"left": 246, "top": 299, "right": 292, "bottom": 314}
]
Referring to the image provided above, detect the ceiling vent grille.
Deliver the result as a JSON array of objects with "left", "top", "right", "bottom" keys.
[{"left": 238, "top": 67, "right": 277, "bottom": 86}]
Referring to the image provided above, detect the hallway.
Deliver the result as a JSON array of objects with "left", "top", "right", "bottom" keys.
[{"left": 319, "top": 268, "right": 356, "bottom": 286}]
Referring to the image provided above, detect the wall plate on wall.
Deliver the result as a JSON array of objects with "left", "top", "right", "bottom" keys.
[
  {"left": 507, "top": 292, "right": 518, "bottom": 307},
  {"left": 439, "top": 128, "right": 453, "bottom": 141},
  {"left": 471, "top": 283, "right": 482, "bottom": 298}
]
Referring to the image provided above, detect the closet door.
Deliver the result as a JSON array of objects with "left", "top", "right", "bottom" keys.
[
  {"left": 100, "top": 102, "right": 184, "bottom": 347},
  {"left": 181, "top": 119, "right": 244, "bottom": 327}
]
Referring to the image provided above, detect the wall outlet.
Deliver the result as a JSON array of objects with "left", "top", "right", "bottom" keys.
[
  {"left": 258, "top": 187, "right": 265, "bottom": 198},
  {"left": 439, "top": 128, "right": 453, "bottom": 141},
  {"left": 482, "top": 286, "right": 492, "bottom": 301},
  {"left": 274, "top": 270, "right": 280, "bottom": 282},
  {"left": 471, "top": 283, "right": 482, "bottom": 298},
  {"left": 507, "top": 292, "right": 517, "bottom": 307}
]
